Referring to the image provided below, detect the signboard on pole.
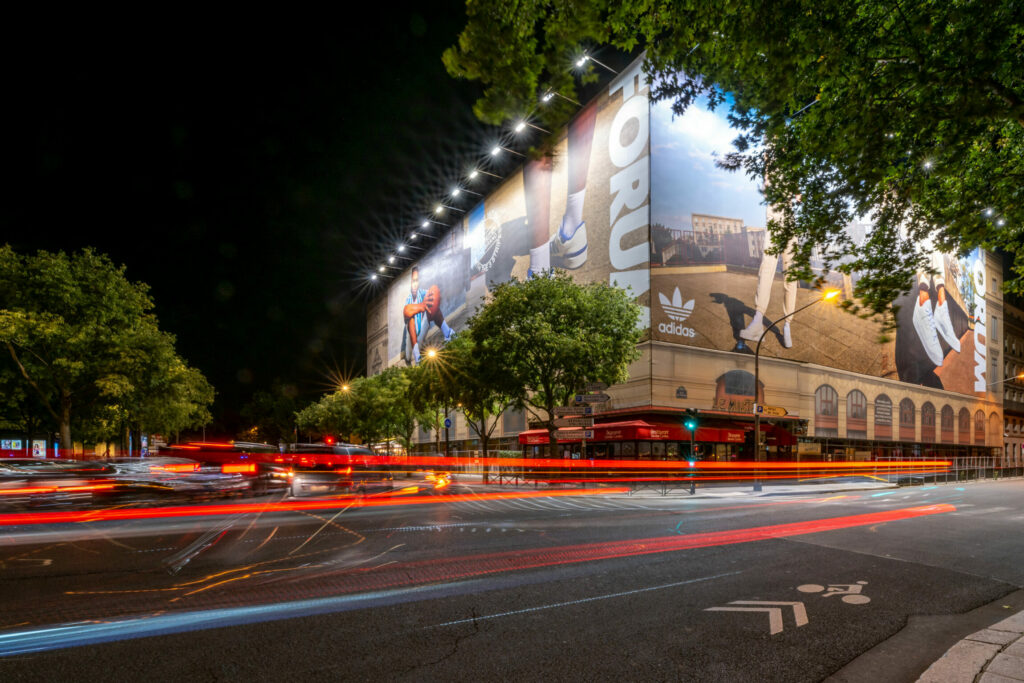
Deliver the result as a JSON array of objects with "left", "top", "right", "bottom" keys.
[
  {"left": 584, "top": 382, "right": 608, "bottom": 392},
  {"left": 555, "top": 405, "right": 595, "bottom": 416},
  {"left": 575, "top": 393, "right": 611, "bottom": 404},
  {"left": 756, "top": 405, "right": 788, "bottom": 417},
  {"left": 554, "top": 429, "right": 583, "bottom": 439},
  {"left": 554, "top": 417, "right": 595, "bottom": 428}
]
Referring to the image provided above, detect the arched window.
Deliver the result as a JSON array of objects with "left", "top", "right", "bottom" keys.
[
  {"left": 815, "top": 385, "right": 839, "bottom": 437},
  {"left": 959, "top": 408, "right": 971, "bottom": 444},
  {"left": 940, "top": 406, "right": 955, "bottom": 444},
  {"left": 921, "top": 403, "right": 936, "bottom": 443},
  {"left": 989, "top": 412, "right": 1001, "bottom": 447},
  {"left": 874, "top": 395, "right": 893, "bottom": 440},
  {"left": 899, "top": 399, "right": 916, "bottom": 441},
  {"left": 975, "top": 410, "right": 986, "bottom": 445},
  {"left": 847, "top": 390, "right": 867, "bottom": 439}
]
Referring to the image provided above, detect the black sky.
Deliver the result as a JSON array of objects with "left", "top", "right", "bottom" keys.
[{"left": 2, "top": 5, "right": 485, "bottom": 433}]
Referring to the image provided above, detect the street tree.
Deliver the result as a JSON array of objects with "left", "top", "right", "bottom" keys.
[
  {"left": 295, "top": 389, "right": 352, "bottom": 441},
  {"left": 427, "top": 331, "right": 516, "bottom": 459},
  {"left": 240, "top": 382, "right": 308, "bottom": 445},
  {"left": 410, "top": 348, "right": 459, "bottom": 455},
  {"left": 0, "top": 246, "right": 214, "bottom": 449},
  {"left": 445, "top": 1, "right": 1024, "bottom": 316},
  {"left": 468, "top": 271, "right": 642, "bottom": 455}
]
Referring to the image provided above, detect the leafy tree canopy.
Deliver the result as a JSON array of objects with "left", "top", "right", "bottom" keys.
[
  {"left": 0, "top": 246, "right": 214, "bottom": 447},
  {"left": 445, "top": 0, "right": 1024, "bottom": 315},
  {"left": 468, "top": 271, "right": 642, "bottom": 450}
]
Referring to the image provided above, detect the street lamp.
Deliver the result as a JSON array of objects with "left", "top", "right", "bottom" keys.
[
  {"left": 422, "top": 348, "right": 448, "bottom": 457},
  {"left": 989, "top": 372, "right": 1024, "bottom": 386},
  {"left": 752, "top": 289, "right": 841, "bottom": 491}
]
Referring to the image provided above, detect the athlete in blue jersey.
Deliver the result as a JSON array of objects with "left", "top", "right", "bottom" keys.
[{"left": 402, "top": 266, "right": 453, "bottom": 364}]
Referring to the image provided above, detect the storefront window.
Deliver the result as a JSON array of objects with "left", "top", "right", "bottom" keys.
[
  {"left": 899, "top": 399, "right": 916, "bottom": 441},
  {"left": 815, "top": 385, "right": 839, "bottom": 437},
  {"left": 921, "top": 402, "right": 936, "bottom": 443},
  {"left": 974, "top": 410, "right": 986, "bottom": 445},
  {"left": 621, "top": 441, "right": 636, "bottom": 457},
  {"left": 940, "top": 405, "right": 955, "bottom": 443},
  {"left": 847, "top": 390, "right": 867, "bottom": 438},
  {"left": 638, "top": 441, "right": 651, "bottom": 457},
  {"left": 651, "top": 441, "right": 666, "bottom": 458}
]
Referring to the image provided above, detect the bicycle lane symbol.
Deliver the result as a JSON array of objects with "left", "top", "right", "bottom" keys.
[{"left": 797, "top": 580, "right": 871, "bottom": 604}]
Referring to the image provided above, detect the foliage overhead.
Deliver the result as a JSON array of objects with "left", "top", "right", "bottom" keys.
[{"left": 445, "top": 1, "right": 1024, "bottom": 315}]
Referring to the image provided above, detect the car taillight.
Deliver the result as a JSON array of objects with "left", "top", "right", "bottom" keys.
[
  {"left": 221, "top": 463, "right": 256, "bottom": 474},
  {"left": 157, "top": 463, "right": 200, "bottom": 473}
]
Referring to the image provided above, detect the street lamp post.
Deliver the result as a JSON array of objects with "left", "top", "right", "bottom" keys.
[{"left": 752, "top": 290, "right": 840, "bottom": 492}]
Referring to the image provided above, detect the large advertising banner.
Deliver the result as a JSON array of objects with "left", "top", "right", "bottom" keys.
[
  {"left": 649, "top": 97, "right": 993, "bottom": 397},
  {"left": 385, "top": 59, "right": 653, "bottom": 367}
]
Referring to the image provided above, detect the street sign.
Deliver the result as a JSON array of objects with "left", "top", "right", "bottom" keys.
[
  {"left": 575, "top": 392, "right": 611, "bottom": 403},
  {"left": 554, "top": 416, "right": 594, "bottom": 428},
  {"left": 758, "top": 405, "right": 788, "bottom": 417},
  {"left": 584, "top": 382, "right": 608, "bottom": 392},
  {"left": 444, "top": 417, "right": 452, "bottom": 428},
  {"left": 554, "top": 405, "right": 595, "bottom": 416},
  {"left": 584, "top": 429, "right": 594, "bottom": 440},
  {"left": 553, "top": 429, "right": 583, "bottom": 439}
]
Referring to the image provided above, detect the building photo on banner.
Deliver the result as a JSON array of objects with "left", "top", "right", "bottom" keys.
[{"left": 367, "top": 54, "right": 1005, "bottom": 462}]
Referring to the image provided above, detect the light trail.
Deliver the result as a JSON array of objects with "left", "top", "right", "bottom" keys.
[
  {"left": 0, "top": 488, "right": 631, "bottom": 527},
  {"left": 0, "top": 503, "right": 954, "bottom": 655}
]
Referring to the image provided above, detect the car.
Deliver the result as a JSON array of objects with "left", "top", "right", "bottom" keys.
[
  {"left": 288, "top": 444, "right": 395, "bottom": 497},
  {"left": 0, "top": 458, "right": 119, "bottom": 509}
]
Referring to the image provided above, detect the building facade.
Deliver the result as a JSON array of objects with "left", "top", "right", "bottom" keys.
[
  {"left": 1005, "top": 299, "right": 1024, "bottom": 465},
  {"left": 365, "top": 57, "right": 1004, "bottom": 462}
]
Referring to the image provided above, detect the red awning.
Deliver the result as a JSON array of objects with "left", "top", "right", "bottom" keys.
[{"left": 519, "top": 420, "right": 743, "bottom": 445}]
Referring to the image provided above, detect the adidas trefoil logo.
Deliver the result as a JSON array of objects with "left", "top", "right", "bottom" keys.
[{"left": 659, "top": 288, "right": 695, "bottom": 322}]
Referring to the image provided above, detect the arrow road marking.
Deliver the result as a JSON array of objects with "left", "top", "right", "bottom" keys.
[{"left": 705, "top": 600, "right": 808, "bottom": 635}]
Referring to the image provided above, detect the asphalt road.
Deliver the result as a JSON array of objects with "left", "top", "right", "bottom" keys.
[{"left": 2, "top": 480, "right": 1024, "bottom": 682}]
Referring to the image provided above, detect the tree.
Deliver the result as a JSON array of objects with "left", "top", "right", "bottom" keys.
[
  {"left": 423, "top": 331, "right": 516, "bottom": 460},
  {"left": 240, "top": 382, "right": 308, "bottom": 445},
  {"left": 0, "top": 246, "right": 214, "bottom": 449},
  {"left": 295, "top": 388, "right": 352, "bottom": 441},
  {"left": 296, "top": 369, "right": 426, "bottom": 453},
  {"left": 468, "top": 271, "right": 642, "bottom": 455},
  {"left": 445, "top": 1, "right": 1024, "bottom": 317}
]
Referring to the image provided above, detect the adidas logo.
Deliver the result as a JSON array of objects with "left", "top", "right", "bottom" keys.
[{"left": 658, "top": 288, "right": 695, "bottom": 322}]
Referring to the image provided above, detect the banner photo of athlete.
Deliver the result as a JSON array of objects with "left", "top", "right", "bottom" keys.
[
  {"left": 385, "top": 59, "right": 653, "bottom": 366},
  {"left": 649, "top": 96, "right": 995, "bottom": 398}
]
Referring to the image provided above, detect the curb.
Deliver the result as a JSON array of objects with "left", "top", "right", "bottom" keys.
[{"left": 917, "top": 611, "right": 1024, "bottom": 682}]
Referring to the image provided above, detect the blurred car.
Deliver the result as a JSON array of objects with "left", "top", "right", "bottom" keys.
[
  {"left": 106, "top": 457, "right": 251, "bottom": 500},
  {"left": 0, "top": 458, "right": 119, "bottom": 509},
  {"left": 288, "top": 444, "right": 395, "bottom": 497}
]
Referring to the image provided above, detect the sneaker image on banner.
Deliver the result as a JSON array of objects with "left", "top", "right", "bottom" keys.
[{"left": 524, "top": 103, "right": 597, "bottom": 277}]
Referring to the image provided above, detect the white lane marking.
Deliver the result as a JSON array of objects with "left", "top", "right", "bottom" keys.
[
  {"left": 705, "top": 601, "right": 808, "bottom": 635},
  {"left": 430, "top": 570, "right": 742, "bottom": 629}
]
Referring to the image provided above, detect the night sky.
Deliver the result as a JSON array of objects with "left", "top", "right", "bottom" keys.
[{"left": 2, "top": 5, "right": 486, "bottom": 433}]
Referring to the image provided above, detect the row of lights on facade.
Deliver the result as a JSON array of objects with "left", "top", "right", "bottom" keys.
[{"left": 369, "top": 53, "right": 616, "bottom": 282}]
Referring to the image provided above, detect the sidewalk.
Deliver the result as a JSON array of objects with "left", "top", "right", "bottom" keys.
[
  {"left": 916, "top": 610, "right": 1024, "bottom": 682},
  {"left": 453, "top": 472, "right": 900, "bottom": 498}
]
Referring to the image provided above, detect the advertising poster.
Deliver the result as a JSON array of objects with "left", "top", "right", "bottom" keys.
[
  {"left": 649, "top": 96, "right": 991, "bottom": 397},
  {"left": 385, "top": 59, "right": 653, "bottom": 366}
]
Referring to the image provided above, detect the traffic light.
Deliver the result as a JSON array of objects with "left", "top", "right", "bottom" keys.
[
  {"left": 683, "top": 409, "right": 698, "bottom": 432},
  {"left": 324, "top": 435, "right": 336, "bottom": 446}
]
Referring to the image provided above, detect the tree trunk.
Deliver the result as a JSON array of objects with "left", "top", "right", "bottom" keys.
[{"left": 59, "top": 393, "right": 72, "bottom": 458}]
